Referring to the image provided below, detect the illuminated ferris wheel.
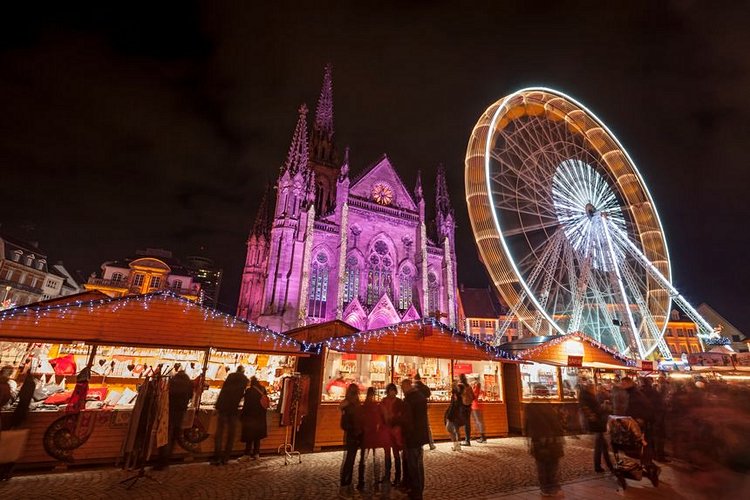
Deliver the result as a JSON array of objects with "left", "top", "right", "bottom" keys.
[{"left": 465, "top": 88, "right": 715, "bottom": 360}]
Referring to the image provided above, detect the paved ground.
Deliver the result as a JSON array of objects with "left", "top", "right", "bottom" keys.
[{"left": 1, "top": 436, "right": 745, "bottom": 499}]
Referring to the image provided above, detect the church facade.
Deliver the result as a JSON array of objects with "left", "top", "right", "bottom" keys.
[{"left": 237, "top": 66, "right": 458, "bottom": 333}]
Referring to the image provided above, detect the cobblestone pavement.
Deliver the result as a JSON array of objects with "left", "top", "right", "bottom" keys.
[{"left": 0, "top": 436, "right": 642, "bottom": 500}]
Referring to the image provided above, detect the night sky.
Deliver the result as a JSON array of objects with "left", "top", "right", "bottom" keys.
[{"left": 1, "top": 2, "right": 748, "bottom": 333}]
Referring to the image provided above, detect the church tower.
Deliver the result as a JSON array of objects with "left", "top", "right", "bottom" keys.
[
  {"left": 257, "top": 104, "right": 316, "bottom": 331},
  {"left": 308, "top": 64, "right": 340, "bottom": 215},
  {"left": 435, "top": 164, "right": 458, "bottom": 326},
  {"left": 237, "top": 186, "right": 272, "bottom": 321}
]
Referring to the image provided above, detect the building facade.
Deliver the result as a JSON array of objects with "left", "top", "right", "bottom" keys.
[
  {"left": 662, "top": 308, "right": 703, "bottom": 358},
  {"left": 0, "top": 233, "right": 80, "bottom": 309},
  {"left": 237, "top": 66, "right": 458, "bottom": 332},
  {"left": 185, "top": 255, "right": 223, "bottom": 308},
  {"left": 84, "top": 248, "right": 200, "bottom": 301},
  {"left": 457, "top": 286, "right": 504, "bottom": 343}
]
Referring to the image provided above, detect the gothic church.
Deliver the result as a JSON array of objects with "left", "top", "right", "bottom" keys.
[{"left": 237, "top": 66, "right": 458, "bottom": 333}]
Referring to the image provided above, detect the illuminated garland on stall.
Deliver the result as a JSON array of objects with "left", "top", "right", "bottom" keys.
[
  {"left": 304, "top": 317, "right": 517, "bottom": 360},
  {"left": 511, "top": 332, "right": 638, "bottom": 367},
  {"left": 0, "top": 290, "right": 302, "bottom": 351}
]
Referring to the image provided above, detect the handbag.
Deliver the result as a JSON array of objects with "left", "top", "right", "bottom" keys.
[
  {"left": 255, "top": 387, "right": 270, "bottom": 410},
  {"left": 0, "top": 428, "right": 30, "bottom": 464}
]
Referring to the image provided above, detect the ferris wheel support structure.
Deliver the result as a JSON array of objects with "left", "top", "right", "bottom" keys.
[{"left": 605, "top": 216, "right": 715, "bottom": 351}]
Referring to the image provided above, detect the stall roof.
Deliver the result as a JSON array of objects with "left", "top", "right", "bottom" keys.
[
  {"left": 317, "top": 319, "right": 516, "bottom": 361},
  {"left": 0, "top": 291, "right": 303, "bottom": 355},
  {"left": 499, "top": 333, "right": 636, "bottom": 369},
  {"left": 16, "top": 290, "right": 111, "bottom": 309},
  {"left": 284, "top": 320, "right": 359, "bottom": 344}
]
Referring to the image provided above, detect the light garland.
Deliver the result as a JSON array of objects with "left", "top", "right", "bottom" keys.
[
  {"left": 304, "top": 317, "right": 516, "bottom": 360},
  {"left": 0, "top": 290, "right": 302, "bottom": 351},
  {"left": 508, "top": 332, "right": 638, "bottom": 367}
]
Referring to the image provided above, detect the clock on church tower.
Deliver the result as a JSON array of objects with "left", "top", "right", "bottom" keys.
[{"left": 371, "top": 182, "right": 394, "bottom": 206}]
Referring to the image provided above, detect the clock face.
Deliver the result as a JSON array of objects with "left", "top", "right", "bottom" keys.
[{"left": 371, "top": 183, "right": 394, "bottom": 206}]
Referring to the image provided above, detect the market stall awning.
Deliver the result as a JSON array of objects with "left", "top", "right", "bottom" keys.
[
  {"left": 0, "top": 291, "right": 303, "bottom": 355},
  {"left": 284, "top": 320, "right": 359, "bottom": 344},
  {"left": 319, "top": 319, "right": 515, "bottom": 361},
  {"left": 16, "top": 290, "right": 111, "bottom": 309},
  {"left": 499, "top": 332, "right": 636, "bottom": 369}
]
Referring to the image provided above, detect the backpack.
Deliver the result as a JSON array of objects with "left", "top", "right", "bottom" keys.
[
  {"left": 461, "top": 385, "right": 475, "bottom": 406},
  {"left": 255, "top": 386, "right": 270, "bottom": 409}
]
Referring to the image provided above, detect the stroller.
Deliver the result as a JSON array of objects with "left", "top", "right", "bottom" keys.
[{"left": 606, "top": 415, "right": 660, "bottom": 490}]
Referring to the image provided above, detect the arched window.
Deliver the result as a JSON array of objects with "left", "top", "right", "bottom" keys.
[
  {"left": 315, "top": 182, "right": 325, "bottom": 214},
  {"left": 343, "top": 256, "right": 359, "bottom": 305},
  {"left": 309, "top": 253, "right": 330, "bottom": 318},
  {"left": 398, "top": 265, "right": 414, "bottom": 310},
  {"left": 427, "top": 271, "right": 440, "bottom": 315},
  {"left": 366, "top": 241, "right": 393, "bottom": 306}
]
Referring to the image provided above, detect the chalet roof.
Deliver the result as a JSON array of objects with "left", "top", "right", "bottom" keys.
[
  {"left": 314, "top": 318, "right": 516, "bottom": 361},
  {"left": 499, "top": 333, "right": 636, "bottom": 368},
  {"left": 284, "top": 320, "right": 359, "bottom": 344},
  {"left": 0, "top": 291, "right": 302, "bottom": 355},
  {"left": 459, "top": 287, "right": 503, "bottom": 319}
]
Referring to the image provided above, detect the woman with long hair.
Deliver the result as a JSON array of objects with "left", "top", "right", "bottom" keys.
[
  {"left": 445, "top": 383, "right": 465, "bottom": 451},
  {"left": 339, "top": 383, "right": 364, "bottom": 494},
  {"left": 239, "top": 376, "right": 268, "bottom": 461},
  {"left": 379, "top": 383, "right": 404, "bottom": 486}
]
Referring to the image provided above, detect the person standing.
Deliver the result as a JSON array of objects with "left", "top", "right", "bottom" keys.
[
  {"left": 444, "top": 384, "right": 464, "bottom": 451},
  {"left": 413, "top": 374, "right": 436, "bottom": 450},
  {"left": 239, "top": 376, "right": 268, "bottom": 461},
  {"left": 471, "top": 377, "right": 487, "bottom": 443},
  {"left": 525, "top": 388, "right": 565, "bottom": 497},
  {"left": 579, "top": 382, "right": 612, "bottom": 472},
  {"left": 458, "top": 373, "right": 474, "bottom": 446},
  {"left": 340, "top": 383, "right": 364, "bottom": 495},
  {"left": 155, "top": 365, "right": 194, "bottom": 470},
  {"left": 212, "top": 365, "right": 248, "bottom": 465},
  {"left": 358, "top": 387, "right": 384, "bottom": 491},
  {"left": 379, "top": 383, "right": 404, "bottom": 487},
  {"left": 401, "top": 378, "right": 429, "bottom": 500}
]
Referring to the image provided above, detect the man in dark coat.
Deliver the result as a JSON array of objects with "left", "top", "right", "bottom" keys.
[
  {"left": 526, "top": 389, "right": 565, "bottom": 496},
  {"left": 579, "top": 382, "right": 612, "bottom": 472},
  {"left": 401, "top": 379, "right": 429, "bottom": 500},
  {"left": 413, "top": 374, "right": 436, "bottom": 450},
  {"left": 156, "top": 365, "right": 194, "bottom": 469},
  {"left": 211, "top": 366, "right": 248, "bottom": 465}
]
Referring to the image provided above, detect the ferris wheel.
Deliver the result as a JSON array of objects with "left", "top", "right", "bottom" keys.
[{"left": 465, "top": 88, "right": 714, "bottom": 360}]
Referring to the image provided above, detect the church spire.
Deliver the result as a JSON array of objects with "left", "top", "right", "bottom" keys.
[
  {"left": 414, "top": 170, "right": 423, "bottom": 201},
  {"left": 281, "top": 104, "right": 309, "bottom": 176},
  {"left": 314, "top": 63, "right": 334, "bottom": 136},
  {"left": 435, "top": 163, "right": 452, "bottom": 216},
  {"left": 250, "top": 185, "right": 272, "bottom": 239}
]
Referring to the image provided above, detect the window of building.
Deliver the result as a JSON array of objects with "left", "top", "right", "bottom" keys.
[
  {"left": 665, "top": 328, "right": 673, "bottom": 337},
  {"left": 45, "top": 279, "right": 57, "bottom": 289},
  {"left": 670, "top": 309, "right": 680, "bottom": 321},
  {"left": 452, "top": 359, "right": 503, "bottom": 401},
  {"left": 484, "top": 320, "right": 495, "bottom": 328},
  {"left": 520, "top": 363, "right": 559, "bottom": 399},
  {"left": 470, "top": 319, "right": 480, "bottom": 328},
  {"left": 132, "top": 274, "right": 145, "bottom": 287},
  {"left": 308, "top": 253, "right": 329, "bottom": 318},
  {"left": 5, "top": 270, "right": 13, "bottom": 281},
  {"left": 366, "top": 241, "right": 393, "bottom": 306},
  {"left": 343, "top": 256, "right": 359, "bottom": 305},
  {"left": 172, "top": 279, "right": 183, "bottom": 290},
  {"left": 687, "top": 329, "right": 695, "bottom": 337},
  {"left": 677, "top": 328, "right": 685, "bottom": 337},
  {"left": 397, "top": 266, "right": 414, "bottom": 310},
  {"left": 30, "top": 278, "right": 38, "bottom": 289},
  {"left": 149, "top": 276, "right": 162, "bottom": 289},
  {"left": 427, "top": 272, "right": 439, "bottom": 315},
  {"left": 322, "top": 351, "right": 392, "bottom": 401},
  {"left": 111, "top": 272, "right": 124, "bottom": 282}
]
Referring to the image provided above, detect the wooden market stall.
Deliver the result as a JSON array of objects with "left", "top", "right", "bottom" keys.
[
  {"left": 286, "top": 319, "right": 517, "bottom": 450},
  {"left": 0, "top": 291, "right": 305, "bottom": 468},
  {"left": 499, "top": 333, "right": 636, "bottom": 434}
]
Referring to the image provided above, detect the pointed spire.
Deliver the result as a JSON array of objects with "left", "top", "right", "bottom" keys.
[
  {"left": 314, "top": 63, "right": 334, "bottom": 136},
  {"left": 281, "top": 104, "right": 309, "bottom": 176},
  {"left": 435, "top": 163, "right": 451, "bottom": 216},
  {"left": 414, "top": 170, "right": 423, "bottom": 201},
  {"left": 251, "top": 185, "right": 272, "bottom": 239},
  {"left": 339, "top": 146, "right": 350, "bottom": 181}
]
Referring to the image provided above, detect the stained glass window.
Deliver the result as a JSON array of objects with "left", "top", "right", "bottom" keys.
[
  {"left": 309, "top": 253, "right": 329, "bottom": 318},
  {"left": 398, "top": 266, "right": 413, "bottom": 310},
  {"left": 367, "top": 242, "right": 393, "bottom": 306},
  {"left": 343, "top": 256, "right": 359, "bottom": 305}
]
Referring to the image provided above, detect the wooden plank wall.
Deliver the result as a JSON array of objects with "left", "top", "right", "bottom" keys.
[
  {"left": 8, "top": 409, "right": 293, "bottom": 469},
  {"left": 503, "top": 364, "right": 523, "bottom": 434}
]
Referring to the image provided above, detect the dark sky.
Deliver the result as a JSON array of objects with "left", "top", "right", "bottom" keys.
[{"left": 1, "top": 1, "right": 748, "bottom": 332}]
